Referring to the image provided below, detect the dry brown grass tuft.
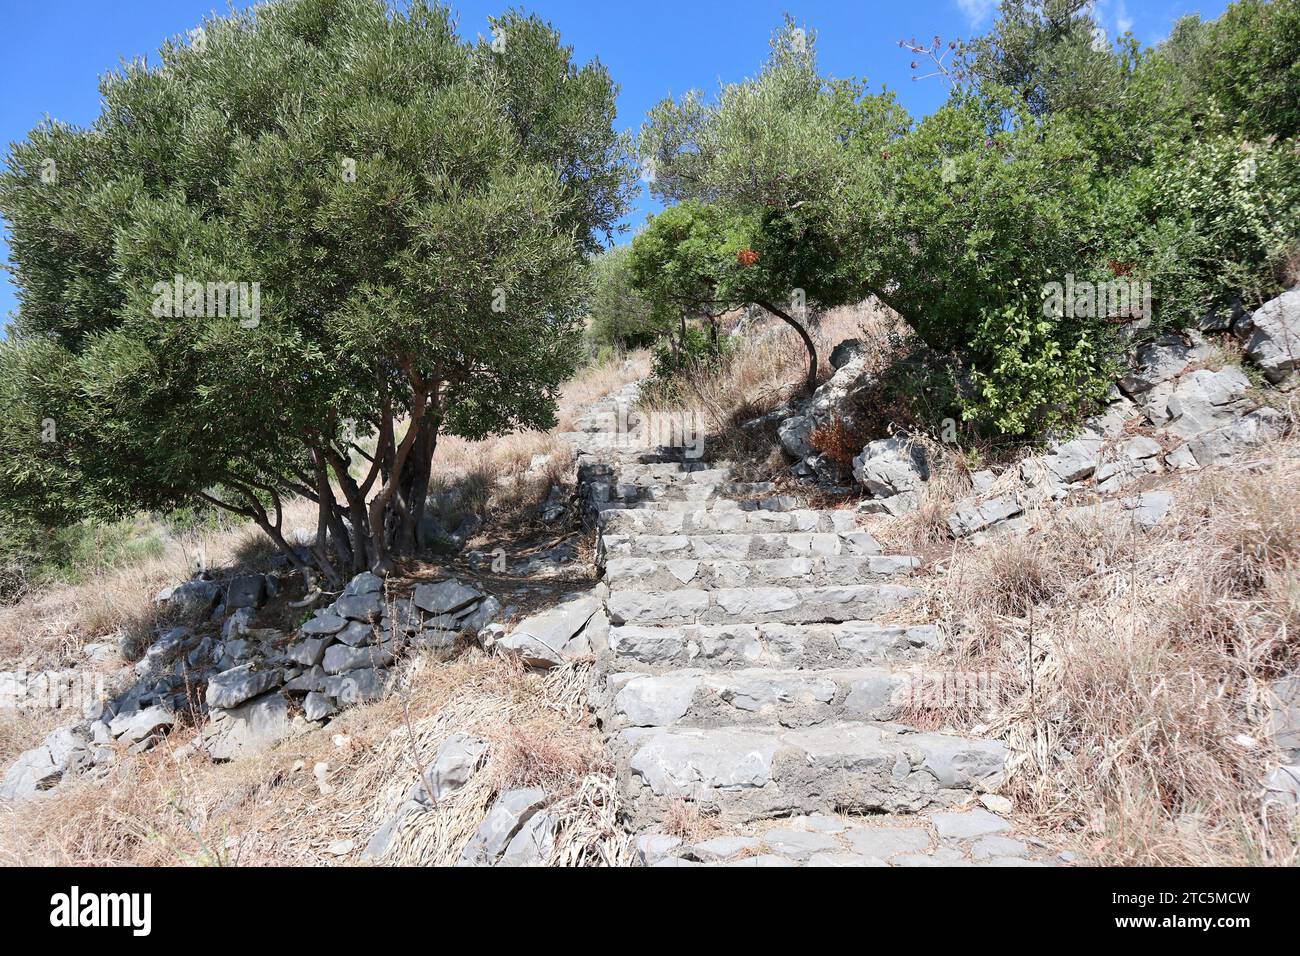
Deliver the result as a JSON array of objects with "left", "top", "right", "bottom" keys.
[
  {"left": 658, "top": 798, "right": 723, "bottom": 843},
  {"left": 898, "top": 440, "right": 1300, "bottom": 865}
]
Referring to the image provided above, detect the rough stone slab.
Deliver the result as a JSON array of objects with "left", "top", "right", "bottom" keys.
[
  {"left": 457, "top": 787, "right": 548, "bottom": 867},
  {"left": 203, "top": 691, "right": 291, "bottom": 761},
  {"left": 206, "top": 663, "right": 283, "bottom": 710},
  {"left": 413, "top": 579, "right": 484, "bottom": 616},
  {"left": 843, "top": 825, "right": 931, "bottom": 859},
  {"left": 497, "top": 595, "right": 602, "bottom": 668},
  {"left": 1238, "top": 289, "right": 1300, "bottom": 383},
  {"left": 931, "top": 808, "right": 1012, "bottom": 840}
]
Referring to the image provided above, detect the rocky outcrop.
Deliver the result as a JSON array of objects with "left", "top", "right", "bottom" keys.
[{"left": 1236, "top": 288, "right": 1300, "bottom": 384}]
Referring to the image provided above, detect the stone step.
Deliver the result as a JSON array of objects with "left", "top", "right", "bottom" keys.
[
  {"left": 614, "top": 464, "right": 732, "bottom": 484},
  {"left": 617, "top": 722, "right": 1007, "bottom": 823},
  {"left": 605, "top": 621, "right": 944, "bottom": 671},
  {"left": 604, "top": 665, "right": 919, "bottom": 729},
  {"left": 601, "top": 530, "right": 882, "bottom": 561},
  {"left": 603, "top": 555, "right": 919, "bottom": 591},
  {"left": 606, "top": 584, "right": 917, "bottom": 626},
  {"left": 640, "top": 480, "right": 778, "bottom": 501},
  {"left": 598, "top": 495, "right": 802, "bottom": 515},
  {"left": 600, "top": 508, "right": 859, "bottom": 536}
]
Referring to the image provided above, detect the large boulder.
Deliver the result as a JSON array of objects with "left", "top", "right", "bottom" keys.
[
  {"left": 497, "top": 595, "right": 603, "bottom": 668},
  {"left": 851, "top": 435, "right": 929, "bottom": 497},
  {"left": 203, "top": 691, "right": 293, "bottom": 761},
  {"left": 1237, "top": 289, "right": 1300, "bottom": 384}
]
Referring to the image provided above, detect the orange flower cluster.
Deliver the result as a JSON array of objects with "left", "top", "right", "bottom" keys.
[{"left": 736, "top": 249, "right": 759, "bottom": 267}]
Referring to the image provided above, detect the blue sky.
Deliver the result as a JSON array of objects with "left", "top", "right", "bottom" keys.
[{"left": 0, "top": 0, "right": 1230, "bottom": 328}]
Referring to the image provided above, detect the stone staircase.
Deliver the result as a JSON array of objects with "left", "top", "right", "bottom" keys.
[{"left": 568, "top": 385, "right": 1011, "bottom": 838}]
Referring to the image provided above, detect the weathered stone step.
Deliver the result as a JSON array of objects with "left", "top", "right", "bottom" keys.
[
  {"left": 603, "top": 555, "right": 919, "bottom": 591},
  {"left": 604, "top": 665, "right": 917, "bottom": 729},
  {"left": 605, "top": 621, "right": 944, "bottom": 670},
  {"left": 617, "top": 722, "right": 1007, "bottom": 823},
  {"left": 601, "top": 507, "right": 858, "bottom": 536},
  {"left": 601, "top": 530, "right": 882, "bottom": 561},
  {"left": 606, "top": 584, "right": 917, "bottom": 626},
  {"left": 598, "top": 495, "right": 802, "bottom": 515},
  {"left": 618, "top": 462, "right": 729, "bottom": 482}
]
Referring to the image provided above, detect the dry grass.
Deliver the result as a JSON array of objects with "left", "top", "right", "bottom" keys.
[
  {"left": 0, "top": 648, "right": 632, "bottom": 867},
  {"left": 893, "top": 439, "right": 1300, "bottom": 866},
  {"left": 429, "top": 351, "right": 649, "bottom": 526},
  {"left": 637, "top": 301, "right": 906, "bottom": 475}
]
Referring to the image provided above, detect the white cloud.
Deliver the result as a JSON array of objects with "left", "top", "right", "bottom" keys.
[
  {"left": 955, "top": 0, "right": 998, "bottom": 28},
  {"left": 1115, "top": 0, "right": 1134, "bottom": 34}
]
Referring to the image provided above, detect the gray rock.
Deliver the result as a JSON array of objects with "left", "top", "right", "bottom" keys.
[
  {"left": 333, "top": 620, "right": 377, "bottom": 648},
  {"left": 226, "top": 574, "right": 267, "bottom": 611},
  {"left": 334, "top": 591, "right": 383, "bottom": 623},
  {"left": 284, "top": 665, "right": 326, "bottom": 693},
  {"left": 457, "top": 595, "right": 502, "bottom": 633},
  {"left": 323, "top": 641, "right": 396, "bottom": 674},
  {"left": 498, "top": 811, "right": 555, "bottom": 866},
  {"left": 761, "top": 828, "right": 840, "bottom": 860},
  {"left": 343, "top": 571, "right": 384, "bottom": 596},
  {"left": 457, "top": 787, "right": 548, "bottom": 866},
  {"left": 636, "top": 832, "right": 683, "bottom": 865},
  {"left": 221, "top": 607, "right": 255, "bottom": 641},
  {"left": 285, "top": 636, "right": 329, "bottom": 667},
  {"left": 970, "top": 835, "right": 1030, "bottom": 860},
  {"left": 160, "top": 578, "right": 222, "bottom": 613},
  {"left": 109, "top": 704, "right": 176, "bottom": 743},
  {"left": 302, "top": 612, "right": 348, "bottom": 636},
  {"left": 914, "top": 733, "right": 1007, "bottom": 787},
  {"left": 1237, "top": 289, "right": 1300, "bottom": 383},
  {"left": 203, "top": 691, "right": 291, "bottom": 761},
  {"left": 412, "top": 579, "right": 484, "bottom": 616},
  {"left": 1180, "top": 407, "right": 1287, "bottom": 467},
  {"left": 206, "top": 663, "right": 283, "bottom": 710},
  {"left": 417, "top": 732, "right": 488, "bottom": 803},
  {"left": 363, "top": 800, "right": 422, "bottom": 861},
  {"left": 323, "top": 667, "right": 388, "bottom": 705},
  {"left": 497, "top": 595, "right": 602, "bottom": 668},
  {"left": 843, "top": 825, "right": 930, "bottom": 859},
  {"left": 1041, "top": 429, "right": 1104, "bottom": 484},
  {"left": 1121, "top": 491, "right": 1173, "bottom": 529},
  {"left": 1262, "top": 765, "right": 1300, "bottom": 814},
  {"left": 931, "top": 808, "right": 1012, "bottom": 840},
  {"left": 689, "top": 835, "right": 761, "bottom": 862},
  {"left": 303, "top": 691, "right": 336, "bottom": 722},
  {"left": 1118, "top": 333, "right": 1211, "bottom": 393},
  {"left": 0, "top": 726, "right": 92, "bottom": 802},
  {"left": 947, "top": 496, "right": 1023, "bottom": 538},
  {"left": 852, "top": 435, "right": 930, "bottom": 497},
  {"left": 829, "top": 338, "right": 866, "bottom": 370}
]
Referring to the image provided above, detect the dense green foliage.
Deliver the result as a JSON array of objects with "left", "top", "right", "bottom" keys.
[
  {"left": 585, "top": 245, "right": 662, "bottom": 350},
  {"left": 0, "top": 0, "right": 634, "bottom": 580},
  {"left": 636, "top": 0, "right": 1300, "bottom": 434}
]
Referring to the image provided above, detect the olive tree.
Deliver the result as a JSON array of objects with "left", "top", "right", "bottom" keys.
[
  {"left": 0, "top": 0, "right": 635, "bottom": 579},
  {"left": 636, "top": 19, "right": 909, "bottom": 391}
]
